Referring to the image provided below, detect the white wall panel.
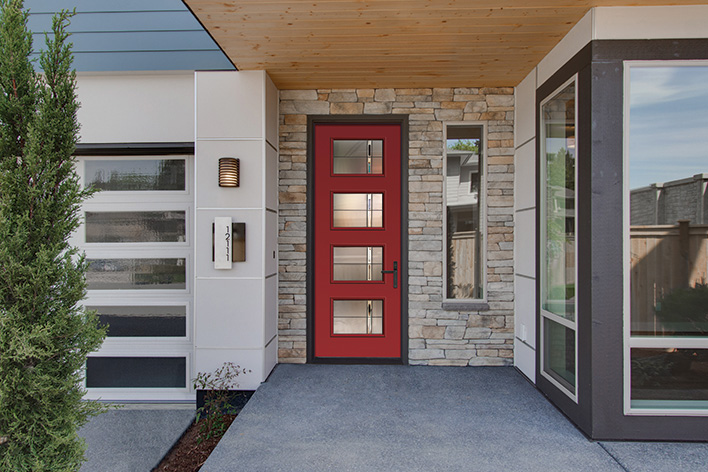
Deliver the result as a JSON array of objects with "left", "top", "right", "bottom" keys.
[
  {"left": 195, "top": 71, "right": 264, "bottom": 139},
  {"left": 195, "top": 278, "right": 264, "bottom": 350},
  {"left": 514, "top": 338, "right": 536, "bottom": 383},
  {"left": 514, "top": 209, "right": 536, "bottom": 279},
  {"left": 195, "top": 140, "right": 264, "bottom": 209},
  {"left": 76, "top": 72, "right": 194, "bottom": 143},
  {"left": 194, "top": 347, "right": 264, "bottom": 390},
  {"left": 264, "top": 335, "right": 278, "bottom": 379},
  {"left": 264, "top": 275, "right": 278, "bottom": 344},
  {"left": 265, "top": 211, "right": 278, "bottom": 276},
  {"left": 515, "top": 141, "right": 536, "bottom": 211},
  {"left": 537, "top": 10, "right": 593, "bottom": 87},
  {"left": 594, "top": 6, "right": 708, "bottom": 40},
  {"left": 265, "top": 74, "right": 279, "bottom": 150},
  {"left": 514, "top": 70, "right": 537, "bottom": 146},
  {"left": 514, "top": 274, "right": 536, "bottom": 349},
  {"left": 265, "top": 144, "right": 278, "bottom": 211},
  {"left": 195, "top": 210, "right": 262, "bottom": 278}
]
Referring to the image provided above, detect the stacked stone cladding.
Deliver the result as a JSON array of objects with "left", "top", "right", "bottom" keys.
[{"left": 278, "top": 88, "right": 515, "bottom": 365}]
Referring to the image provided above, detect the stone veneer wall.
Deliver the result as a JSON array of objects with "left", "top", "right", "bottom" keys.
[{"left": 278, "top": 88, "right": 515, "bottom": 365}]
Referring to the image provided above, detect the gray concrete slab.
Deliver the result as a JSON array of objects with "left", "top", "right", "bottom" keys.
[
  {"left": 79, "top": 404, "right": 194, "bottom": 472},
  {"left": 599, "top": 441, "right": 708, "bottom": 472},
  {"left": 203, "top": 365, "right": 624, "bottom": 472}
]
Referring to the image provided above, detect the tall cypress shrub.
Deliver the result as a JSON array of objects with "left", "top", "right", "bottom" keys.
[{"left": 0, "top": 1, "right": 106, "bottom": 470}]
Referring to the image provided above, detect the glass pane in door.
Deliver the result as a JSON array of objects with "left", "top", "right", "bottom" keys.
[
  {"left": 332, "top": 193, "right": 383, "bottom": 228},
  {"left": 332, "top": 300, "right": 383, "bottom": 335},
  {"left": 333, "top": 246, "right": 383, "bottom": 281},
  {"left": 333, "top": 140, "right": 383, "bottom": 174}
]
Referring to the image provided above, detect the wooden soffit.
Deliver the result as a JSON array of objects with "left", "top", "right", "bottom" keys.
[{"left": 184, "top": 1, "right": 707, "bottom": 89}]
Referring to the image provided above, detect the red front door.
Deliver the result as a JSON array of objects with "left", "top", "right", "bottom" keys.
[{"left": 313, "top": 123, "right": 402, "bottom": 359}]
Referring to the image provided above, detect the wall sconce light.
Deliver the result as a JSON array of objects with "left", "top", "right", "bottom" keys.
[{"left": 218, "top": 157, "right": 240, "bottom": 187}]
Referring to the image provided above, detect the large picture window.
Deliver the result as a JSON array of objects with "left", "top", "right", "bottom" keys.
[
  {"left": 540, "top": 76, "right": 577, "bottom": 400},
  {"left": 444, "top": 125, "right": 485, "bottom": 301},
  {"left": 625, "top": 62, "right": 708, "bottom": 414}
]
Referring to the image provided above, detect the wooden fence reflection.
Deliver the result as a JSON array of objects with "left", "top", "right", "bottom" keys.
[{"left": 630, "top": 221, "right": 708, "bottom": 335}]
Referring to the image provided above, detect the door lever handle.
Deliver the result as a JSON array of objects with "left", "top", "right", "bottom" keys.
[{"left": 381, "top": 261, "right": 398, "bottom": 289}]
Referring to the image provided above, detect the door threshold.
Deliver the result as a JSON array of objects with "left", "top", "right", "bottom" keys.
[{"left": 310, "top": 357, "right": 404, "bottom": 365}]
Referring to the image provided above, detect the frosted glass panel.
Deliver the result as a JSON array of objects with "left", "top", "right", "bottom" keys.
[
  {"left": 333, "top": 247, "right": 383, "bottom": 281},
  {"left": 90, "top": 305, "right": 186, "bottom": 337},
  {"left": 333, "top": 140, "right": 383, "bottom": 174},
  {"left": 333, "top": 300, "right": 383, "bottom": 334},
  {"left": 85, "top": 211, "right": 186, "bottom": 243},
  {"left": 86, "top": 357, "right": 186, "bottom": 388},
  {"left": 87, "top": 258, "right": 186, "bottom": 290},
  {"left": 85, "top": 159, "right": 185, "bottom": 191},
  {"left": 333, "top": 193, "right": 383, "bottom": 228}
]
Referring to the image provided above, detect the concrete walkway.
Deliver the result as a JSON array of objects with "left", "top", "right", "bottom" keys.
[
  {"left": 203, "top": 364, "right": 708, "bottom": 472},
  {"left": 79, "top": 403, "right": 194, "bottom": 472}
]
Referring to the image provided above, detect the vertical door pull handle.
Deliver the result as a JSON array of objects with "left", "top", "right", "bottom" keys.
[{"left": 381, "top": 261, "right": 398, "bottom": 289}]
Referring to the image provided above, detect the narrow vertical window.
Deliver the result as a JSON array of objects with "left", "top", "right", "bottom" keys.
[
  {"left": 540, "top": 77, "right": 577, "bottom": 399},
  {"left": 445, "top": 125, "right": 484, "bottom": 300}
]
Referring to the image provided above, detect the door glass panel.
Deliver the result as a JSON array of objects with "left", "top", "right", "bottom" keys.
[
  {"left": 332, "top": 300, "right": 383, "bottom": 334},
  {"left": 87, "top": 258, "right": 186, "bottom": 290},
  {"left": 543, "top": 318, "right": 576, "bottom": 394},
  {"left": 333, "top": 140, "right": 383, "bottom": 174},
  {"left": 90, "top": 305, "right": 186, "bottom": 337},
  {"left": 85, "top": 159, "right": 186, "bottom": 191},
  {"left": 86, "top": 357, "right": 186, "bottom": 388},
  {"left": 333, "top": 193, "right": 383, "bottom": 228},
  {"left": 333, "top": 247, "right": 383, "bottom": 281},
  {"left": 85, "top": 211, "right": 186, "bottom": 243}
]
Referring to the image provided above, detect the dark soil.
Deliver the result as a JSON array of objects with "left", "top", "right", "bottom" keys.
[{"left": 152, "top": 414, "right": 236, "bottom": 472}]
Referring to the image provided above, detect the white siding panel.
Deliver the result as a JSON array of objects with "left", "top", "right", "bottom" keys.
[
  {"left": 515, "top": 209, "right": 536, "bottom": 279},
  {"left": 594, "top": 6, "right": 708, "bottom": 40},
  {"left": 514, "top": 70, "right": 537, "bottom": 146},
  {"left": 76, "top": 73, "right": 194, "bottom": 143},
  {"left": 537, "top": 10, "right": 593, "bottom": 87},
  {"left": 515, "top": 141, "right": 536, "bottom": 211},
  {"left": 514, "top": 338, "right": 536, "bottom": 383},
  {"left": 196, "top": 71, "right": 265, "bottom": 140},
  {"left": 194, "top": 278, "right": 264, "bottom": 350}
]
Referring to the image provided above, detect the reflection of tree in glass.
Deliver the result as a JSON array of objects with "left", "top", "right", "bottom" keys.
[
  {"left": 447, "top": 139, "right": 479, "bottom": 154},
  {"left": 545, "top": 147, "right": 575, "bottom": 306}
]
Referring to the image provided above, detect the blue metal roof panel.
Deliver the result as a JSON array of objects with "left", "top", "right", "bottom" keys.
[{"left": 25, "top": 0, "right": 234, "bottom": 71}]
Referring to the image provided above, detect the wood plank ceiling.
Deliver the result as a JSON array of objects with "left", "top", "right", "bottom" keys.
[{"left": 183, "top": 0, "right": 707, "bottom": 89}]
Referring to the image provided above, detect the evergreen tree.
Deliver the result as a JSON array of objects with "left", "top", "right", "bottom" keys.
[{"left": 0, "top": 1, "right": 106, "bottom": 470}]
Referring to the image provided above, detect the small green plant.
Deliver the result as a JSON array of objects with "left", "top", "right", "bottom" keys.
[{"left": 192, "top": 362, "right": 250, "bottom": 443}]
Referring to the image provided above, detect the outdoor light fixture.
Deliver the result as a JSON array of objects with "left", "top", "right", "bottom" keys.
[{"left": 218, "top": 157, "right": 240, "bottom": 187}]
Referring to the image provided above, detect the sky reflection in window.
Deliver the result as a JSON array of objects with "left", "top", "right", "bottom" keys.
[{"left": 629, "top": 65, "right": 708, "bottom": 190}]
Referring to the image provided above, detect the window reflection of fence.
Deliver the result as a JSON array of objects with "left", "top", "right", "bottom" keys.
[
  {"left": 630, "top": 222, "right": 708, "bottom": 335},
  {"left": 448, "top": 231, "right": 480, "bottom": 299}
]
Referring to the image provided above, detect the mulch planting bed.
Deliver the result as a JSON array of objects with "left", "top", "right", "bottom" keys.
[
  {"left": 153, "top": 391, "right": 253, "bottom": 472},
  {"left": 153, "top": 414, "right": 236, "bottom": 472}
]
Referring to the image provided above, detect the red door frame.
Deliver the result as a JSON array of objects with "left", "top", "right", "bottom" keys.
[{"left": 306, "top": 116, "right": 408, "bottom": 363}]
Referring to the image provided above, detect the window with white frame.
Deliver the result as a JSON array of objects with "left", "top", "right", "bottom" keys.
[
  {"left": 540, "top": 76, "right": 578, "bottom": 401},
  {"left": 74, "top": 155, "right": 194, "bottom": 401},
  {"left": 444, "top": 124, "right": 485, "bottom": 301},
  {"left": 625, "top": 62, "right": 708, "bottom": 414}
]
